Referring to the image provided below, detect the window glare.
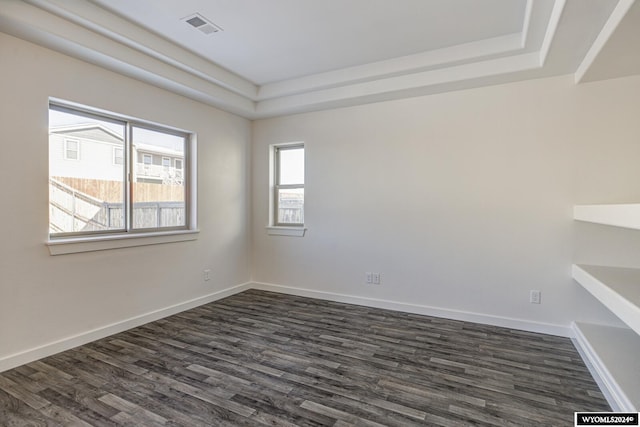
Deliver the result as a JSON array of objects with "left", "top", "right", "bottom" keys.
[
  {"left": 132, "top": 127, "right": 185, "bottom": 152},
  {"left": 277, "top": 188, "right": 304, "bottom": 224},
  {"left": 132, "top": 126, "right": 186, "bottom": 229},
  {"left": 49, "top": 108, "right": 126, "bottom": 234},
  {"left": 278, "top": 147, "right": 304, "bottom": 185},
  {"left": 49, "top": 103, "right": 190, "bottom": 236},
  {"left": 49, "top": 109, "right": 125, "bottom": 136}
]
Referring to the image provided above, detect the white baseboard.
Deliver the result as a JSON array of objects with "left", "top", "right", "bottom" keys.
[
  {"left": 250, "top": 281, "right": 571, "bottom": 337},
  {"left": 0, "top": 280, "right": 575, "bottom": 374},
  {"left": 0, "top": 282, "right": 251, "bottom": 373},
  {"left": 570, "top": 322, "right": 635, "bottom": 412}
]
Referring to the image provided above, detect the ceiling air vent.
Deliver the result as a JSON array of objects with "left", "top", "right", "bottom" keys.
[{"left": 182, "top": 13, "right": 223, "bottom": 35}]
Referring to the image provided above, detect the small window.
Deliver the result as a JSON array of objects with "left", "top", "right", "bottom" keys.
[
  {"left": 49, "top": 101, "right": 193, "bottom": 238},
  {"left": 113, "top": 147, "right": 124, "bottom": 165},
  {"left": 64, "top": 139, "right": 80, "bottom": 160},
  {"left": 162, "top": 157, "right": 171, "bottom": 168},
  {"left": 175, "top": 159, "right": 183, "bottom": 170},
  {"left": 272, "top": 143, "right": 304, "bottom": 226}
]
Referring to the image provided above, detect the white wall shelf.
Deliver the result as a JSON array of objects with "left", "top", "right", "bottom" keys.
[
  {"left": 573, "top": 264, "right": 640, "bottom": 336},
  {"left": 574, "top": 203, "right": 640, "bottom": 230},
  {"left": 573, "top": 322, "right": 640, "bottom": 411},
  {"left": 572, "top": 203, "right": 640, "bottom": 411}
]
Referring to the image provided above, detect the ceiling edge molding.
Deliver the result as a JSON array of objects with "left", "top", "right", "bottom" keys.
[
  {"left": 574, "top": 0, "right": 636, "bottom": 83},
  {"left": 25, "top": 0, "right": 257, "bottom": 98},
  {"left": 257, "top": 33, "right": 524, "bottom": 100},
  {"left": 539, "top": 0, "right": 567, "bottom": 66},
  {"left": 520, "top": 0, "right": 534, "bottom": 47},
  {"left": 1, "top": 0, "right": 610, "bottom": 119},
  {"left": 258, "top": 0, "right": 559, "bottom": 100},
  {"left": 0, "top": 1, "right": 256, "bottom": 117},
  {"left": 256, "top": 53, "right": 542, "bottom": 118}
]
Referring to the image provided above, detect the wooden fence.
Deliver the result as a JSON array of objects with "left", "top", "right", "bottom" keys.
[
  {"left": 49, "top": 178, "right": 185, "bottom": 233},
  {"left": 52, "top": 177, "right": 184, "bottom": 203}
]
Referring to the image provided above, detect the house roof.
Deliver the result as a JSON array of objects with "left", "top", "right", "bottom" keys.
[
  {"left": 134, "top": 143, "right": 183, "bottom": 158},
  {"left": 50, "top": 124, "right": 124, "bottom": 145},
  {"left": 51, "top": 124, "right": 184, "bottom": 157}
]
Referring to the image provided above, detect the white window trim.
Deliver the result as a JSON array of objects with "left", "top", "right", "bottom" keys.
[
  {"left": 268, "top": 142, "right": 305, "bottom": 236},
  {"left": 143, "top": 153, "right": 153, "bottom": 164},
  {"left": 266, "top": 226, "right": 307, "bottom": 237},
  {"left": 46, "top": 229, "right": 200, "bottom": 255},
  {"left": 48, "top": 98, "right": 198, "bottom": 254}
]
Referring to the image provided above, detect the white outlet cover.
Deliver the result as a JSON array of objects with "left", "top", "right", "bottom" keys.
[{"left": 530, "top": 290, "right": 541, "bottom": 304}]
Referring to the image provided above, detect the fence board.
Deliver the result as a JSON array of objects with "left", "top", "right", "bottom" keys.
[{"left": 53, "top": 177, "right": 184, "bottom": 202}]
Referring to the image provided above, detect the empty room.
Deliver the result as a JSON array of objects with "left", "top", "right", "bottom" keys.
[{"left": 1, "top": 0, "right": 640, "bottom": 425}]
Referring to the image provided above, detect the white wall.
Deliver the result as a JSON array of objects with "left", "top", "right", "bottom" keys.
[
  {"left": 251, "top": 74, "right": 640, "bottom": 333},
  {"left": 0, "top": 33, "right": 251, "bottom": 365},
  {"left": 3, "top": 28, "right": 640, "bottom": 369}
]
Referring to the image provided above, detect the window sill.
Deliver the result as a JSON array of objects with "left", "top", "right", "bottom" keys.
[
  {"left": 266, "top": 226, "right": 306, "bottom": 237},
  {"left": 46, "top": 229, "right": 199, "bottom": 255}
]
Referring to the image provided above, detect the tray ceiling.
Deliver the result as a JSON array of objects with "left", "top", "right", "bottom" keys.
[
  {"left": 91, "top": 0, "right": 529, "bottom": 85},
  {"left": 0, "top": 0, "right": 638, "bottom": 118}
]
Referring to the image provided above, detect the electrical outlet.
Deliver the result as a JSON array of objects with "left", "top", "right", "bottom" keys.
[
  {"left": 366, "top": 272, "right": 373, "bottom": 284},
  {"left": 530, "top": 290, "right": 541, "bottom": 304},
  {"left": 203, "top": 269, "right": 211, "bottom": 281},
  {"left": 373, "top": 273, "right": 381, "bottom": 284}
]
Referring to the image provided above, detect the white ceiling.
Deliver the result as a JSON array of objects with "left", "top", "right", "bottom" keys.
[
  {"left": 90, "top": 0, "right": 529, "bottom": 85},
  {"left": 0, "top": 0, "right": 638, "bottom": 118}
]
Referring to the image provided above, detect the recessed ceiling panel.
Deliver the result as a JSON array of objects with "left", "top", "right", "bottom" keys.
[
  {"left": 578, "top": 0, "right": 640, "bottom": 82},
  {"left": 90, "top": 0, "right": 527, "bottom": 84}
]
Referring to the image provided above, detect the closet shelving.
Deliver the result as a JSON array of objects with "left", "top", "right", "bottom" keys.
[{"left": 573, "top": 204, "right": 640, "bottom": 411}]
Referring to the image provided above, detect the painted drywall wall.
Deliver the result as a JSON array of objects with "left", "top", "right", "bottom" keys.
[
  {"left": 252, "top": 74, "right": 640, "bottom": 332},
  {"left": 0, "top": 33, "right": 251, "bottom": 363},
  {"left": 2, "top": 28, "right": 638, "bottom": 368}
]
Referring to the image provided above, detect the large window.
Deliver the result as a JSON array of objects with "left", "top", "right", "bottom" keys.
[
  {"left": 273, "top": 143, "right": 304, "bottom": 226},
  {"left": 49, "top": 102, "right": 191, "bottom": 238}
]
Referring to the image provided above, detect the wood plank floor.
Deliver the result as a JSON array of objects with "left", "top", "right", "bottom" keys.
[{"left": 0, "top": 290, "right": 609, "bottom": 426}]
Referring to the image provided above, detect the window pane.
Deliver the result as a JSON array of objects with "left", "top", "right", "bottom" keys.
[
  {"left": 277, "top": 188, "right": 304, "bottom": 224},
  {"left": 49, "top": 107, "right": 126, "bottom": 234},
  {"left": 132, "top": 126, "right": 186, "bottom": 229},
  {"left": 65, "top": 140, "right": 79, "bottom": 160},
  {"left": 278, "top": 147, "right": 304, "bottom": 185},
  {"left": 114, "top": 148, "right": 124, "bottom": 165}
]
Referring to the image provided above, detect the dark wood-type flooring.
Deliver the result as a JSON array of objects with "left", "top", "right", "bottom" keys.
[{"left": 0, "top": 289, "right": 609, "bottom": 426}]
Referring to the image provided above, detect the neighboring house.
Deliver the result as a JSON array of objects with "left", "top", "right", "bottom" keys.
[
  {"left": 134, "top": 142, "right": 184, "bottom": 185},
  {"left": 49, "top": 124, "right": 185, "bottom": 233},
  {"left": 49, "top": 124, "right": 184, "bottom": 185},
  {"left": 49, "top": 124, "right": 125, "bottom": 182}
]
